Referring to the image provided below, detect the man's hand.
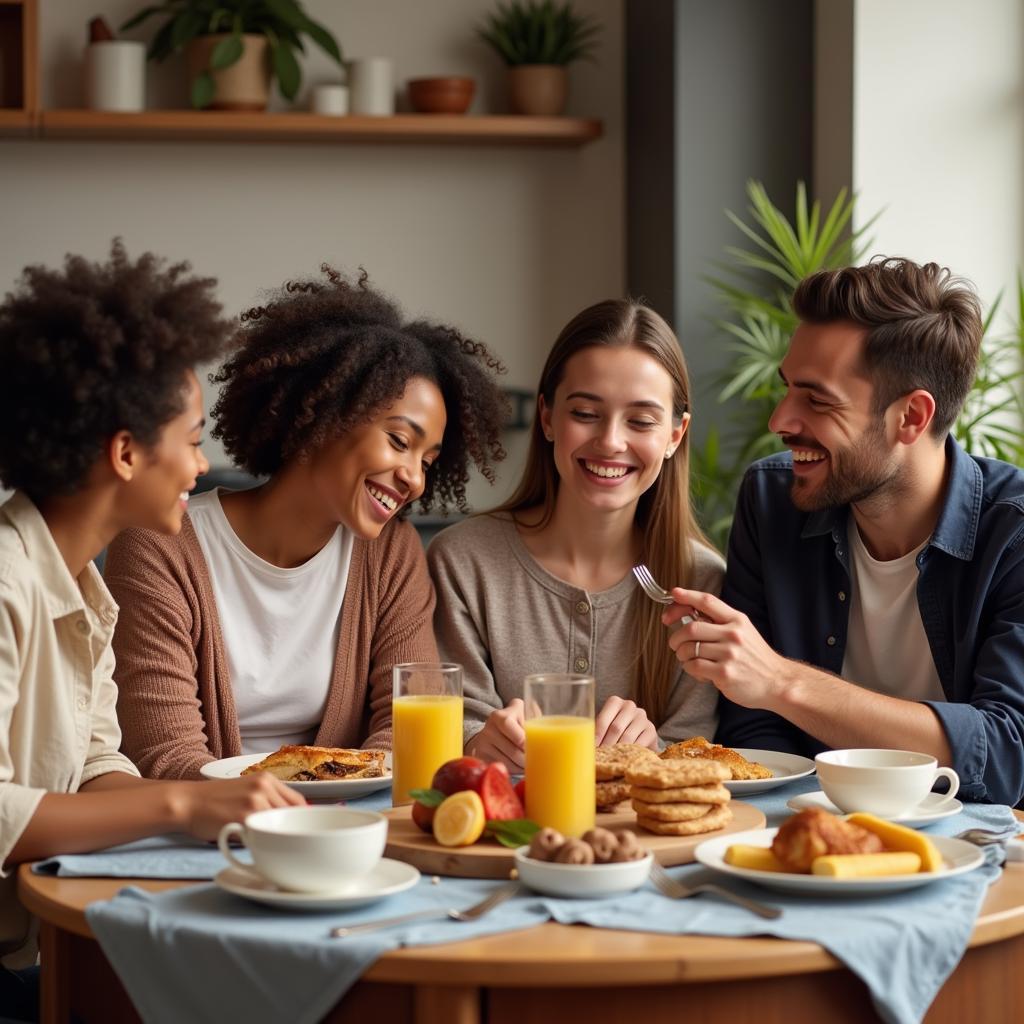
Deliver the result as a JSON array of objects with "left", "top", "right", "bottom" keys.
[
  {"left": 170, "top": 774, "right": 305, "bottom": 842},
  {"left": 663, "top": 588, "right": 788, "bottom": 709},
  {"left": 595, "top": 695, "right": 659, "bottom": 748},
  {"left": 465, "top": 698, "right": 526, "bottom": 771}
]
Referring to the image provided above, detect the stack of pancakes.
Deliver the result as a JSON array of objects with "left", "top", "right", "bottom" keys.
[
  {"left": 660, "top": 735, "right": 772, "bottom": 781},
  {"left": 594, "top": 743, "right": 659, "bottom": 811},
  {"left": 624, "top": 757, "right": 733, "bottom": 836}
]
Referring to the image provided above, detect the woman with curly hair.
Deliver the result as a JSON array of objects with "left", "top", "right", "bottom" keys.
[
  {"left": 105, "top": 268, "right": 506, "bottom": 780},
  {"left": 428, "top": 299, "right": 724, "bottom": 770},
  {"left": 0, "top": 242, "right": 302, "bottom": 992}
]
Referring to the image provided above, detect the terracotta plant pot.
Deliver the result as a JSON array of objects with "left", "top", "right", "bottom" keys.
[
  {"left": 407, "top": 76, "right": 476, "bottom": 114},
  {"left": 508, "top": 65, "right": 567, "bottom": 116},
  {"left": 185, "top": 34, "right": 270, "bottom": 111}
]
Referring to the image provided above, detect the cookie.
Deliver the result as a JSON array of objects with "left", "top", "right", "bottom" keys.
[
  {"left": 630, "top": 798, "right": 712, "bottom": 822},
  {"left": 595, "top": 778, "right": 631, "bottom": 808},
  {"left": 624, "top": 757, "right": 729, "bottom": 789},
  {"left": 635, "top": 803, "right": 733, "bottom": 836},
  {"left": 629, "top": 782, "right": 731, "bottom": 804},
  {"left": 595, "top": 743, "right": 659, "bottom": 781}
]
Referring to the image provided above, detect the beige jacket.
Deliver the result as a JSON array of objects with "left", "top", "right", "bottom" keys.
[
  {"left": 0, "top": 493, "right": 139, "bottom": 967},
  {"left": 105, "top": 514, "right": 438, "bottom": 780}
]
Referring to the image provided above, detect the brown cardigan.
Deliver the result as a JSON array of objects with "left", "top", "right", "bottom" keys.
[{"left": 104, "top": 514, "right": 437, "bottom": 780}]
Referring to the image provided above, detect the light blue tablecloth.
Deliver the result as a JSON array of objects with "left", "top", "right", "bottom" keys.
[{"left": 79, "top": 776, "right": 1020, "bottom": 1024}]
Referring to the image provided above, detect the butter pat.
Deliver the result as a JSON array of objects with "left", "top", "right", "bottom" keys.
[
  {"left": 811, "top": 852, "right": 922, "bottom": 877},
  {"left": 845, "top": 813, "right": 943, "bottom": 873},
  {"left": 725, "top": 844, "right": 786, "bottom": 872}
]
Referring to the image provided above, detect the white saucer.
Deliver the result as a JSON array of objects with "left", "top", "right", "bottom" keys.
[
  {"left": 786, "top": 789, "right": 963, "bottom": 826},
  {"left": 200, "top": 751, "right": 392, "bottom": 800},
  {"left": 214, "top": 858, "right": 419, "bottom": 911}
]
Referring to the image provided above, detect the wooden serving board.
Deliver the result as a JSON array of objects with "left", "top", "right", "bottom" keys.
[{"left": 383, "top": 800, "right": 765, "bottom": 879}]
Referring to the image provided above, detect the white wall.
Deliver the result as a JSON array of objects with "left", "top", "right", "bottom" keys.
[
  {"left": 0, "top": 0, "right": 624, "bottom": 508},
  {"left": 820, "top": 0, "right": 1024, "bottom": 324}
]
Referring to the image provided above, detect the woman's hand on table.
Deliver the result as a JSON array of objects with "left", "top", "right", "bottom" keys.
[
  {"left": 595, "top": 696, "right": 659, "bottom": 749},
  {"left": 171, "top": 774, "right": 305, "bottom": 842},
  {"left": 466, "top": 698, "right": 526, "bottom": 772}
]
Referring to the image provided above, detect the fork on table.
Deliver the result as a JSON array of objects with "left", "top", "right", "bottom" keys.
[
  {"left": 649, "top": 860, "right": 781, "bottom": 919},
  {"left": 331, "top": 881, "right": 521, "bottom": 937}
]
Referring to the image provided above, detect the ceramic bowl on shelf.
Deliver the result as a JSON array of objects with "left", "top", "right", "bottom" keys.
[{"left": 407, "top": 76, "right": 476, "bottom": 114}]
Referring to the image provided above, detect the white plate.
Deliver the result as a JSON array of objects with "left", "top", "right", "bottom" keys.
[
  {"left": 513, "top": 847, "right": 652, "bottom": 898},
  {"left": 787, "top": 789, "right": 963, "bottom": 827},
  {"left": 695, "top": 827, "right": 985, "bottom": 895},
  {"left": 200, "top": 751, "right": 392, "bottom": 800},
  {"left": 214, "top": 858, "right": 419, "bottom": 911},
  {"left": 723, "top": 749, "right": 816, "bottom": 795}
]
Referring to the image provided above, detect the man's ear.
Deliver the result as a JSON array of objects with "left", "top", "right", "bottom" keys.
[
  {"left": 107, "top": 430, "right": 137, "bottom": 483},
  {"left": 894, "top": 389, "right": 937, "bottom": 445}
]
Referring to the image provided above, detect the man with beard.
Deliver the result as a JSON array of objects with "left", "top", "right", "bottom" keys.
[{"left": 663, "top": 257, "right": 1024, "bottom": 805}]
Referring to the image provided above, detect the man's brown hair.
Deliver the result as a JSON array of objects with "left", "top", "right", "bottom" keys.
[{"left": 792, "top": 257, "right": 983, "bottom": 437}]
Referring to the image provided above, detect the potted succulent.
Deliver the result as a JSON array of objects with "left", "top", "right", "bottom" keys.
[
  {"left": 478, "top": 0, "right": 600, "bottom": 116},
  {"left": 122, "top": 0, "right": 343, "bottom": 111}
]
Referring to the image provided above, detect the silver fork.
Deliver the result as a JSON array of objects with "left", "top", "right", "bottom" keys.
[
  {"left": 330, "top": 881, "right": 520, "bottom": 937},
  {"left": 649, "top": 860, "right": 781, "bottom": 919},
  {"left": 955, "top": 827, "right": 1024, "bottom": 862},
  {"left": 632, "top": 564, "right": 695, "bottom": 626}
]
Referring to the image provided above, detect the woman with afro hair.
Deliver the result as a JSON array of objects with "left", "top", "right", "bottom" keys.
[
  {"left": 0, "top": 242, "right": 302, "bottom": 991},
  {"left": 105, "top": 267, "right": 507, "bottom": 780}
]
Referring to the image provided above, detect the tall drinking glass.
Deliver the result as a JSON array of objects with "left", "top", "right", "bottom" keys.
[
  {"left": 523, "top": 673, "right": 595, "bottom": 837},
  {"left": 392, "top": 662, "right": 463, "bottom": 805}
]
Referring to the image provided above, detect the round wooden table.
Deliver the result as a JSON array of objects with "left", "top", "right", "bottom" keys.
[{"left": 18, "top": 843, "right": 1024, "bottom": 1024}]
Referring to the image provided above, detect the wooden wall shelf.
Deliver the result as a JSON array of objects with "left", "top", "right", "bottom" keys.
[{"left": 5, "top": 110, "right": 603, "bottom": 146}]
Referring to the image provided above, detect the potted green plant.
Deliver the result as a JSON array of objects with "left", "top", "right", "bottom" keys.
[
  {"left": 478, "top": 0, "right": 600, "bottom": 116},
  {"left": 122, "top": 0, "right": 343, "bottom": 111}
]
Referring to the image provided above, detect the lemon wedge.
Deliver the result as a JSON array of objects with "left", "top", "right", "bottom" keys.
[{"left": 433, "top": 790, "right": 486, "bottom": 847}]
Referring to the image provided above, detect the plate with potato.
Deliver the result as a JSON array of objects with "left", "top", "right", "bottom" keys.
[{"left": 695, "top": 810, "right": 985, "bottom": 895}]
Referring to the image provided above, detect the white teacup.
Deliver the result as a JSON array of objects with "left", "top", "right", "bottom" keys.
[
  {"left": 814, "top": 748, "right": 960, "bottom": 817},
  {"left": 217, "top": 806, "right": 386, "bottom": 894}
]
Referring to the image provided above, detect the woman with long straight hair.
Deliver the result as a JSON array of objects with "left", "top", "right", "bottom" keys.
[{"left": 428, "top": 299, "right": 723, "bottom": 769}]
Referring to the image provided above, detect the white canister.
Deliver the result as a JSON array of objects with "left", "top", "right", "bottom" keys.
[
  {"left": 348, "top": 58, "right": 394, "bottom": 116},
  {"left": 311, "top": 83, "right": 349, "bottom": 116},
  {"left": 85, "top": 41, "right": 146, "bottom": 112}
]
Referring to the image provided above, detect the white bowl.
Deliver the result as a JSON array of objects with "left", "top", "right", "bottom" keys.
[{"left": 513, "top": 846, "right": 653, "bottom": 898}]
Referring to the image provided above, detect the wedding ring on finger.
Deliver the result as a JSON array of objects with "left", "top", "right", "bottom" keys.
[{"left": 694, "top": 640, "right": 701, "bottom": 659}]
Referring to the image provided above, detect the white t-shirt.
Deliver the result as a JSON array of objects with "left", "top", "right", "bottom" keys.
[
  {"left": 188, "top": 489, "right": 354, "bottom": 754},
  {"left": 840, "top": 518, "right": 945, "bottom": 703}
]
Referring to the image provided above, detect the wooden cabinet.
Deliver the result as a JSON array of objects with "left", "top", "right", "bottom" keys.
[
  {"left": 0, "top": 2, "right": 601, "bottom": 147},
  {"left": 0, "top": 0, "right": 36, "bottom": 135}
]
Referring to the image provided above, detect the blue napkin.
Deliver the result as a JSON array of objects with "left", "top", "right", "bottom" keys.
[{"left": 84, "top": 779, "right": 1020, "bottom": 1024}]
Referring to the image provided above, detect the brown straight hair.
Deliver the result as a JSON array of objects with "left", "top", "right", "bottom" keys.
[
  {"left": 491, "top": 299, "right": 713, "bottom": 724},
  {"left": 792, "top": 257, "right": 983, "bottom": 436}
]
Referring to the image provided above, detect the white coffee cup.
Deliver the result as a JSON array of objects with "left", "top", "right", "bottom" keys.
[
  {"left": 217, "top": 806, "right": 386, "bottom": 893},
  {"left": 815, "top": 748, "right": 960, "bottom": 817},
  {"left": 311, "top": 83, "right": 349, "bottom": 116}
]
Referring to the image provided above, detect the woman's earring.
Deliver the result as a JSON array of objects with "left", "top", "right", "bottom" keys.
[{"left": 664, "top": 448, "right": 674, "bottom": 459}]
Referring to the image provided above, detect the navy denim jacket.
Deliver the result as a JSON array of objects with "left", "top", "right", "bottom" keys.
[{"left": 716, "top": 437, "right": 1024, "bottom": 805}]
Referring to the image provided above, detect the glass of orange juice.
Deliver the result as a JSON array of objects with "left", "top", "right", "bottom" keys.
[
  {"left": 523, "top": 673, "right": 595, "bottom": 837},
  {"left": 392, "top": 662, "right": 463, "bottom": 805}
]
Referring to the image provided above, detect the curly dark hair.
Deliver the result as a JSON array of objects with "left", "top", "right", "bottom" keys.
[
  {"left": 0, "top": 239, "right": 232, "bottom": 501},
  {"left": 211, "top": 267, "right": 507, "bottom": 513}
]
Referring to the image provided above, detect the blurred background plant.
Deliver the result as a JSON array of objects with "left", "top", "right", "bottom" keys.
[
  {"left": 692, "top": 180, "right": 1024, "bottom": 550},
  {"left": 478, "top": 0, "right": 601, "bottom": 66},
  {"left": 123, "top": 0, "right": 343, "bottom": 109}
]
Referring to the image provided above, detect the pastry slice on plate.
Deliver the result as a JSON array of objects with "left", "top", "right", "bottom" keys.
[{"left": 241, "top": 744, "right": 386, "bottom": 781}]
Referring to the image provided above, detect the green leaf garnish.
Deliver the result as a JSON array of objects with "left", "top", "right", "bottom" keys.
[
  {"left": 409, "top": 788, "right": 445, "bottom": 807},
  {"left": 485, "top": 818, "right": 541, "bottom": 849}
]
